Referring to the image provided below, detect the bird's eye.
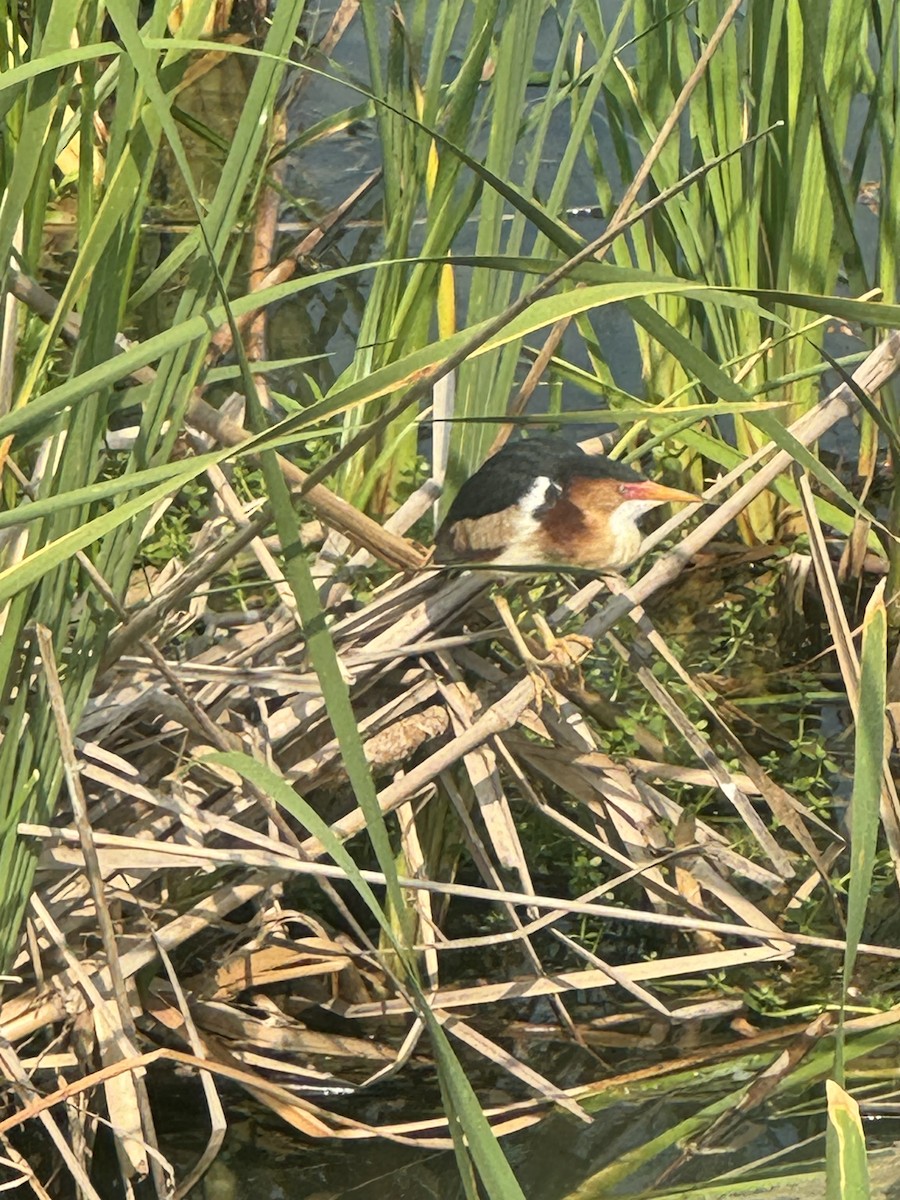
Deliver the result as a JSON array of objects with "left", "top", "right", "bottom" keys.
[{"left": 618, "top": 484, "right": 627, "bottom": 495}]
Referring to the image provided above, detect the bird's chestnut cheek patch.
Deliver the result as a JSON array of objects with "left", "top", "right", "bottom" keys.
[{"left": 564, "top": 476, "right": 628, "bottom": 514}]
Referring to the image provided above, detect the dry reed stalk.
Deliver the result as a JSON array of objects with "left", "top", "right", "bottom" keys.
[
  {"left": 616, "top": 585, "right": 842, "bottom": 880},
  {"left": 0, "top": 1039, "right": 105, "bottom": 1200},
  {"left": 439, "top": 1013, "right": 592, "bottom": 1122},
  {"left": 206, "top": 170, "right": 381, "bottom": 367},
  {"left": 332, "top": 947, "right": 791, "bottom": 1019},
  {"left": 432, "top": 670, "right": 584, "bottom": 1041},
  {"left": 298, "top": 677, "right": 539, "bottom": 857},
  {"left": 25, "top": 827, "right": 900, "bottom": 966},
  {"left": 654, "top": 1009, "right": 837, "bottom": 1187},
  {"left": 507, "top": 741, "right": 784, "bottom": 895},
  {"left": 152, "top": 939, "right": 227, "bottom": 1200},
  {"left": 36, "top": 629, "right": 161, "bottom": 1188},
  {"left": 606, "top": 627, "right": 793, "bottom": 875}
]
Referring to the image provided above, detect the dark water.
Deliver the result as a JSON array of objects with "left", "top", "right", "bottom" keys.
[{"left": 164, "top": 1051, "right": 900, "bottom": 1200}]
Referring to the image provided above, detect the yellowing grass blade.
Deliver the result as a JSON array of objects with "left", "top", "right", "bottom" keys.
[{"left": 825, "top": 1079, "right": 871, "bottom": 1200}]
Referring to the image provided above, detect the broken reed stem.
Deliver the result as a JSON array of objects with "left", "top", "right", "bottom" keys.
[{"left": 299, "top": 674, "right": 539, "bottom": 856}]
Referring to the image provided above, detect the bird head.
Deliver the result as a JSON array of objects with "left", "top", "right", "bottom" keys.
[{"left": 540, "top": 456, "right": 700, "bottom": 569}]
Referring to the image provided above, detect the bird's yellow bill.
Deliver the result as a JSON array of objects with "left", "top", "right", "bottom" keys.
[{"left": 623, "top": 481, "right": 703, "bottom": 505}]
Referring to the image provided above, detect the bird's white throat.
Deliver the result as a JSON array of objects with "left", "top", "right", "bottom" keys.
[{"left": 605, "top": 497, "right": 659, "bottom": 567}]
